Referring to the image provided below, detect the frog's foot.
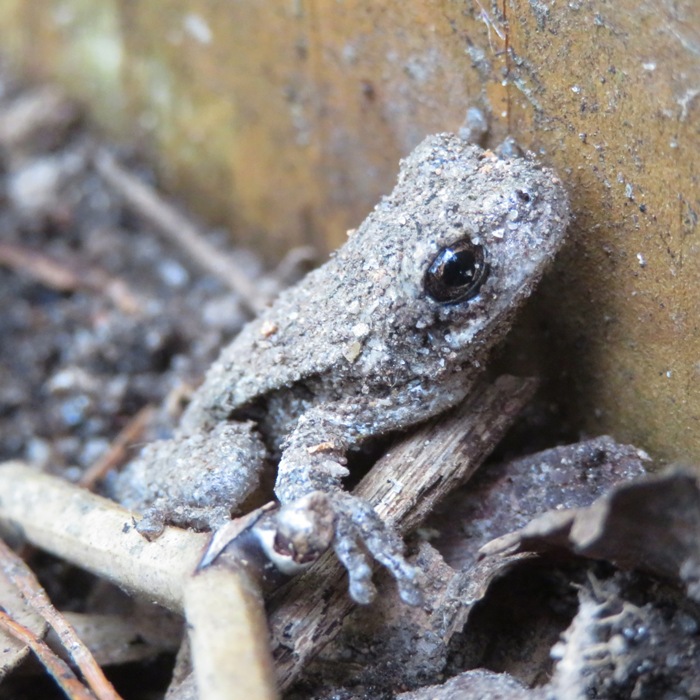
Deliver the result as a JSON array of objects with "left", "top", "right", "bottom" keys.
[
  {"left": 114, "top": 421, "right": 266, "bottom": 534},
  {"left": 133, "top": 506, "right": 166, "bottom": 541},
  {"left": 132, "top": 500, "right": 237, "bottom": 540},
  {"left": 274, "top": 490, "right": 424, "bottom": 606}
]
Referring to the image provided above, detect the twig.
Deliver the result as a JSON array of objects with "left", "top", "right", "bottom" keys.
[
  {"left": 0, "top": 464, "right": 277, "bottom": 697},
  {"left": 0, "top": 241, "right": 141, "bottom": 314},
  {"left": 79, "top": 405, "right": 155, "bottom": 489},
  {"left": 184, "top": 567, "right": 278, "bottom": 700},
  {"left": 93, "top": 149, "right": 269, "bottom": 315},
  {"left": 0, "top": 539, "right": 122, "bottom": 700},
  {"left": 0, "top": 86, "right": 80, "bottom": 155},
  {"left": 0, "top": 462, "right": 276, "bottom": 700},
  {"left": 0, "top": 462, "right": 208, "bottom": 613},
  {"left": 0, "top": 241, "right": 77, "bottom": 290},
  {"left": 0, "top": 609, "right": 97, "bottom": 700},
  {"left": 268, "top": 374, "right": 539, "bottom": 690}
]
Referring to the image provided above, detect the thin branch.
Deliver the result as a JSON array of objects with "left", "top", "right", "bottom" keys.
[
  {"left": 0, "top": 539, "right": 122, "bottom": 700},
  {"left": 0, "top": 462, "right": 208, "bottom": 613},
  {"left": 93, "top": 149, "right": 270, "bottom": 315},
  {"left": 0, "top": 465, "right": 277, "bottom": 697},
  {"left": 184, "top": 567, "right": 278, "bottom": 700},
  {"left": 78, "top": 405, "right": 155, "bottom": 489},
  {"left": 0, "top": 241, "right": 78, "bottom": 290},
  {"left": 0, "top": 609, "right": 97, "bottom": 700},
  {"left": 0, "top": 241, "right": 141, "bottom": 314}
]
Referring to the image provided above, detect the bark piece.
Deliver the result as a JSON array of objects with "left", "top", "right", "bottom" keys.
[
  {"left": 481, "top": 468, "right": 700, "bottom": 593},
  {"left": 430, "top": 435, "right": 650, "bottom": 570},
  {"left": 269, "top": 375, "right": 539, "bottom": 691}
]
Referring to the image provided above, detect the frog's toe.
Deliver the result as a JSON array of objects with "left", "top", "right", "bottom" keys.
[
  {"left": 332, "top": 513, "right": 376, "bottom": 604},
  {"left": 334, "top": 493, "right": 424, "bottom": 606},
  {"left": 362, "top": 527, "right": 424, "bottom": 606},
  {"left": 134, "top": 506, "right": 166, "bottom": 540},
  {"left": 271, "top": 490, "right": 424, "bottom": 605}
]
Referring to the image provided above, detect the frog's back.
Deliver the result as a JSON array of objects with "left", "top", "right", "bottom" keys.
[
  {"left": 180, "top": 259, "right": 364, "bottom": 431},
  {"left": 180, "top": 132, "right": 569, "bottom": 434}
]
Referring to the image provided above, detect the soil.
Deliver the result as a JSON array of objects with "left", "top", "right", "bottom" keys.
[{"left": 0, "top": 72, "right": 258, "bottom": 487}]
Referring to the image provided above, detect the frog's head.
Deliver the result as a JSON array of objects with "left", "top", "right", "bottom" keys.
[{"left": 344, "top": 132, "right": 570, "bottom": 376}]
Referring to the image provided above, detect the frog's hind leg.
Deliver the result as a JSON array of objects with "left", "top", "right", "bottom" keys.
[{"left": 113, "top": 420, "right": 266, "bottom": 536}]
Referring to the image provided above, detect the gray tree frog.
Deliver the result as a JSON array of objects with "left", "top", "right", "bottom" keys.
[{"left": 115, "top": 133, "right": 569, "bottom": 605}]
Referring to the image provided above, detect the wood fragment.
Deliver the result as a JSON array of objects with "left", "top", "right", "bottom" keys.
[
  {"left": 0, "top": 241, "right": 78, "bottom": 290},
  {"left": 0, "top": 241, "right": 141, "bottom": 314},
  {"left": 0, "top": 466, "right": 277, "bottom": 695},
  {"left": 184, "top": 567, "right": 278, "bottom": 700},
  {"left": 93, "top": 150, "right": 271, "bottom": 315},
  {"left": 0, "top": 538, "right": 121, "bottom": 700},
  {"left": 0, "top": 462, "right": 207, "bottom": 612},
  {"left": 479, "top": 467, "right": 700, "bottom": 586},
  {"left": 79, "top": 405, "right": 155, "bottom": 489},
  {"left": 430, "top": 435, "right": 649, "bottom": 571},
  {"left": 0, "top": 565, "right": 47, "bottom": 678},
  {"left": 0, "top": 86, "right": 80, "bottom": 155},
  {"left": 268, "top": 374, "right": 539, "bottom": 690},
  {"left": 0, "top": 609, "right": 98, "bottom": 700}
]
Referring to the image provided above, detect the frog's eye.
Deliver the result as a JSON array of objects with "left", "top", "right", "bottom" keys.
[{"left": 423, "top": 239, "right": 488, "bottom": 304}]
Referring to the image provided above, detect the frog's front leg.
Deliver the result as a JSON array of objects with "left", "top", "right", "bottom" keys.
[{"left": 273, "top": 384, "right": 469, "bottom": 605}]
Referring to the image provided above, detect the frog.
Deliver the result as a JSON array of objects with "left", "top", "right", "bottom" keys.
[{"left": 114, "top": 132, "right": 570, "bottom": 605}]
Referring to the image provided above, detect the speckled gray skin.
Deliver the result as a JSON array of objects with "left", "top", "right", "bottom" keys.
[{"left": 116, "top": 133, "right": 569, "bottom": 605}]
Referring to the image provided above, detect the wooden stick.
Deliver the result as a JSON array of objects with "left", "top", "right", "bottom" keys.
[
  {"left": 0, "top": 462, "right": 207, "bottom": 613},
  {"left": 184, "top": 567, "right": 278, "bottom": 700},
  {"left": 93, "top": 150, "right": 269, "bottom": 315},
  {"left": 78, "top": 405, "right": 155, "bottom": 489},
  {"left": 0, "top": 610, "right": 98, "bottom": 700},
  {"left": 268, "top": 375, "right": 539, "bottom": 690},
  {"left": 0, "top": 241, "right": 141, "bottom": 314},
  {"left": 0, "top": 538, "right": 121, "bottom": 700},
  {"left": 0, "top": 466, "right": 277, "bottom": 697},
  {"left": 0, "top": 241, "right": 79, "bottom": 290}
]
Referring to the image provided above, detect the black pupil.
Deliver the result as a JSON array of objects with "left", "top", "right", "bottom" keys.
[
  {"left": 441, "top": 249, "right": 478, "bottom": 287},
  {"left": 423, "top": 240, "right": 488, "bottom": 304}
]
